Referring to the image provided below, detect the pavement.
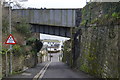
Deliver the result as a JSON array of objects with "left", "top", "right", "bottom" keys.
[
  {"left": 2, "top": 53, "right": 94, "bottom": 80},
  {"left": 2, "top": 62, "right": 48, "bottom": 80}
]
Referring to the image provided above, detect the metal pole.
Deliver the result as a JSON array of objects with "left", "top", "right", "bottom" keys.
[
  {"left": 0, "top": 1, "right": 3, "bottom": 79},
  {"left": 9, "top": 45, "right": 12, "bottom": 74},
  {"left": 5, "top": 51, "right": 8, "bottom": 77},
  {"left": 9, "top": 1, "right": 11, "bottom": 34},
  {"left": 9, "top": 0, "right": 13, "bottom": 74}
]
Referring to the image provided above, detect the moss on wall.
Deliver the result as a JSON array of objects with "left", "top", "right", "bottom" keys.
[
  {"left": 63, "top": 2, "right": 120, "bottom": 78},
  {"left": 62, "top": 40, "right": 73, "bottom": 67}
]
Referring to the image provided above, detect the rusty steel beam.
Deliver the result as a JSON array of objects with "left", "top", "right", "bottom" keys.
[{"left": 30, "top": 24, "right": 71, "bottom": 38}]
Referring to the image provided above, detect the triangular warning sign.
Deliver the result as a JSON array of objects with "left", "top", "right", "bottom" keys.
[{"left": 5, "top": 34, "right": 16, "bottom": 44}]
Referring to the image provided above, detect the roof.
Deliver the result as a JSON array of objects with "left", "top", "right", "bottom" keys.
[{"left": 42, "top": 39, "right": 60, "bottom": 43}]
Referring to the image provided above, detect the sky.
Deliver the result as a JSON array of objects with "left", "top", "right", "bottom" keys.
[
  {"left": 19, "top": 0, "right": 88, "bottom": 8},
  {"left": 40, "top": 34, "right": 70, "bottom": 42}
]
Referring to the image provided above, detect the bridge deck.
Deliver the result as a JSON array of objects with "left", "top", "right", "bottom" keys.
[
  {"left": 12, "top": 9, "right": 82, "bottom": 37},
  {"left": 12, "top": 9, "right": 81, "bottom": 27}
]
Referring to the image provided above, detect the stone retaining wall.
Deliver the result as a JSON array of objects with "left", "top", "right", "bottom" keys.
[
  {"left": 63, "top": 2, "right": 120, "bottom": 78},
  {"left": 76, "top": 25, "right": 119, "bottom": 78}
]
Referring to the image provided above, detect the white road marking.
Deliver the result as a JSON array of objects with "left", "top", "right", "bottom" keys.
[
  {"left": 39, "top": 62, "right": 51, "bottom": 79},
  {"left": 22, "top": 73, "right": 31, "bottom": 76},
  {"left": 33, "top": 62, "right": 51, "bottom": 80}
]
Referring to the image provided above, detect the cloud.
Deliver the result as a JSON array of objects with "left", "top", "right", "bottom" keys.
[{"left": 21, "top": 0, "right": 87, "bottom": 8}]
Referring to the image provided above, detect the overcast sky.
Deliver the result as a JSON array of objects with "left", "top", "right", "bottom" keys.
[
  {"left": 19, "top": 0, "right": 88, "bottom": 8},
  {"left": 40, "top": 34, "right": 70, "bottom": 41}
]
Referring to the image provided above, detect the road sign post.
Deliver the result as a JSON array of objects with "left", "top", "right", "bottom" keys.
[
  {"left": 8, "top": 0, "right": 13, "bottom": 74},
  {"left": 5, "top": 34, "right": 17, "bottom": 44},
  {"left": 9, "top": 45, "right": 12, "bottom": 74},
  {"left": 7, "top": 0, "right": 27, "bottom": 75},
  {"left": 5, "top": 34, "right": 16, "bottom": 74},
  {"left": 5, "top": 49, "right": 10, "bottom": 77}
]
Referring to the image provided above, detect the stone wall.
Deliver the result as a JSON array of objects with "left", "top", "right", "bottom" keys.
[
  {"left": 62, "top": 40, "right": 73, "bottom": 67},
  {"left": 81, "top": 2, "right": 120, "bottom": 24},
  {"left": 76, "top": 2, "right": 120, "bottom": 78},
  {"left": 76, "top": 25, "right": 119, "bottom": 78},
  {"left": 75, "top": 9, "right": 82, "bottom": 27},
  {"left": 2, "top": 53, "right": 36, "bottom": 77},
  {"left": 62, "top": 2, "right": 120, "bottom": 78}
]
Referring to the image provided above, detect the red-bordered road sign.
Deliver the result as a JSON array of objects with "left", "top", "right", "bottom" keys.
[{"left": 5, "top": 34, "right": 16, "bottom": 44}]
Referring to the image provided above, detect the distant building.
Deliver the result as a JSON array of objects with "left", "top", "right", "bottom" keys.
[
  {"left": 39, "top": 45, "right": 48, "bottom": 62},
  {"left": 41, "top": 39, "right": 61, "bottom": 52}
]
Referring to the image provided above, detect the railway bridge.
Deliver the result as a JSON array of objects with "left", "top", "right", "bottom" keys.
[{"left": 12, "top": 8, "right": 82, "bottom": 37}]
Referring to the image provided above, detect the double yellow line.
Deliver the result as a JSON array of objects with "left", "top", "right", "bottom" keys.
[{"left": 33, "top": 62, "right": 51, "bottom": 80}]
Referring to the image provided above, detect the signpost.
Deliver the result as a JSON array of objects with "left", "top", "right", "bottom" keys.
[
  {"left": 8, "top": 0, "right": 13, "bottom": 74},
  {"left": 5, "top": 34, "right": 16, "bottom": 44},
  {"left": 5, "top": 34, "right": 16, "bottom": 75},
  {"left": 6, "top": 0, "right": 27, "bottom": 75}
]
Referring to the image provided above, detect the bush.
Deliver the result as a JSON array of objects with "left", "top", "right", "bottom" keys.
[
  {"left": 26, "top": 38, "right": 43, "bottom": 53},
  {"left": 15, "top": 19, "right": 31, "bottom": 37},
  {"left": 2, "top": 16, "right": 9, "bottom": 33}
]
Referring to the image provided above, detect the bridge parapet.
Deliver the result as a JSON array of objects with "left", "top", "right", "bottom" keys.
[{"left": 12, "top": 9, "right": 81, "bottom": 27}]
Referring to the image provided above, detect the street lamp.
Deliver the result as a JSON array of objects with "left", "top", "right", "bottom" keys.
[
  {"left": 8, "top": 0, "right": 28, "bottom": 74},
  {"left": 8, "top": 0, "right": 13, "bottom": 74}
]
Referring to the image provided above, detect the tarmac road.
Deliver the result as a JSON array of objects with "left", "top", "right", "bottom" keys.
[{"left": 39, "top": 53, "right": 93, "bottom": 79}]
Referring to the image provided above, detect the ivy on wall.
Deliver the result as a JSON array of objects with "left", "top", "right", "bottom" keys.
[
  {"left": 80, "top": 2, "right": 120, "bottom": 26},
  {"left": 62, "top": 40, "right": 73, "bottom": 67},
  {"left": 63, "top": 2, "right": 120, "bottom": 78}
]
